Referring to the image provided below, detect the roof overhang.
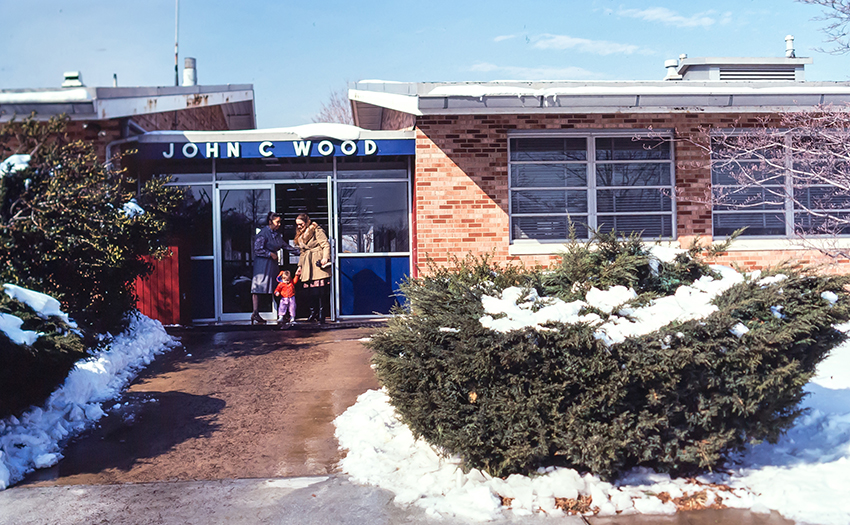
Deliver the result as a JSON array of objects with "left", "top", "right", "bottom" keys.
[
  {"left": 349, "top": 80, "right": 850, "bottom": 129},
  {"left": 0, "top": 84, "right": 256, "bottom": 129}
]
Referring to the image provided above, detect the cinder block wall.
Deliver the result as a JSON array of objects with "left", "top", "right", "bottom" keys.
[{"left": 414, "top": 113, "right": 850, "bottom": 274}]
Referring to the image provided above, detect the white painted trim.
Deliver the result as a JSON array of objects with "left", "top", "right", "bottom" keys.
[
  {"left": 720, "top": 237, "right": 850, "bottom": 251},
  {"left": 349, "top": 89, "right": 423, "bottom": 116}
]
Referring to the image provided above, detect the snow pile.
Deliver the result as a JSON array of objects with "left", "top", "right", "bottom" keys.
[
  {"left": 4, "top": 283, "right": 76, "bottom": 327},
  {"left": 335, "top": 389, "right": 752, "bottom": 521},
  {"left": 1, "top": 283, "right": 78, "bottom": 350},
  {"left": 122, "top": 199, "right": 145, "bottom": 218},
  {"left": 480, "top": 264, "right": 744, "bottom": 346},
  {"left": 712, "top": 330, "right": 850, "bottom": 525},
  {"left": 0, "top": 312, "right": 40, "bottom": 346},
  {"left": 0, "top": 313, "right": 178, "bottom": 490},
  {"left": 0, "top": 154, "right": 30, "bottom": 176}
]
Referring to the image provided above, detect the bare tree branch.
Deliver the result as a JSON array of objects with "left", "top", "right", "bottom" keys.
[
  {"left": 663, "top": 104, "right": 850, "bottom": 259},
  {"left": 798, "top": 0, "right": 850, "bottom": 54},
  {"left": 313, "top": 87, "right": 354, "bottom": 125}
]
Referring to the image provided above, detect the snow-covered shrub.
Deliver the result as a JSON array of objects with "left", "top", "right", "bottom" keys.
[
  {"left": 0, "top": 285, "right": 87, "bottom": 419},
  {"left": 369, "top": 236, "right": 850, "bottom": 480},
  {"left": 0, "top": 117, "right": 183, "bottom": 333}
]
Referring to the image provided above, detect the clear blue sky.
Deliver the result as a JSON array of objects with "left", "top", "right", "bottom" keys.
[{"left": 1, "top": 0, "right": 848, "bottom": 128}]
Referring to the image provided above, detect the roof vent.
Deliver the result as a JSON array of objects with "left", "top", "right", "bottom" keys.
[
  {"left": 664, "top": 59, "right": 682, "bottom": 80},
  {"left": 786, "top": 34, "right": 796, "bottom": 58},
  {"left": 61, "top": 71, "right": 84, "bottom": 88},
  {"left": 182, "top": 57, "right": 197, "bottom": 87}
]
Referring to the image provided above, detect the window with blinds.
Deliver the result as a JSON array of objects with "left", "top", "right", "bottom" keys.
[
  {"left": 509, "top": 134, "right": 674, "bottom": 242},
  {"left": 711, "top": 135, "right": 850, "bottom": 237}
]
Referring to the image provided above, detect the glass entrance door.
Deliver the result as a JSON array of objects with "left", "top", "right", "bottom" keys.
[
  {"left": 216, "top": 184, "right": 273, "bottom": 321},
  {"left": 275, "top": 179, "right": 334, "bottom": 321}
]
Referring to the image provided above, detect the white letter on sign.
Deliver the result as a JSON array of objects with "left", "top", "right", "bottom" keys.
[
  {"left": 183, "top": 143, "right": 199, "bottom": 158},
  {"left": 340, "top": 140, "right": 357, "bottom": 156},
  {"left": 227, "top": 142, "right": 240, "bottom": 158},
  {"left": 364, "top": 140, "right": 377, "bottom": 155},
  {"left": 206, "top": 142, "right": 219, "bottom": 158},
  {"left": 317, "top": 140, "right": 334, "bottom": 156},
  {"left": 163, "top": 143, "right": 174, "bottom": 158},
  {"left": 293, "top": 141, "right": 311, "bottom": 156},
  {"left": 259, "top": 141, "right": 274, "bottom": 157}
]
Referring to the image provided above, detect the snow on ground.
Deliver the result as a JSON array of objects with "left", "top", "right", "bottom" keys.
[
  {"left": 334, "top": 266, "right": 850, "bottom": 524},
  {"left": 0, "top": 305, "right": 178, "bottom": 490}
]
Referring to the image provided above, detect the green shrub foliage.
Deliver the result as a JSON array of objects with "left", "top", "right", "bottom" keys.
[
  {"left": 0, "top": 286, "right": 88, "bottom": 419},
  {"left": 0, "top": 117, "right": 183, "bottom": 332},
  {"left": 370, "top": 236, "right": 850, "bottom": 480}
]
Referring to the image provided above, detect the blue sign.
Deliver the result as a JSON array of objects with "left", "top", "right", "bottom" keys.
[{"left": 136, "top": 138, "right": 414, "bottom": 160}]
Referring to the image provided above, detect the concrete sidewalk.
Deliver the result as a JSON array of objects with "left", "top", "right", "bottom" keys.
[{"left": 0, "top": 325, "right": 797, "bottom": 524}]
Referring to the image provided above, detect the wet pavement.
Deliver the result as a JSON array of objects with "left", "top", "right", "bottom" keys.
[
  {"left": 20, "top": 324, "right": 380, "bottom": 486},
  {"left": 0, "top": 324, "right": 801, "bottom": 524}
]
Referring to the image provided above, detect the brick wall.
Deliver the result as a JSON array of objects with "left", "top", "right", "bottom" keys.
[{"left": 414, "top": 112, "right": 850, "bottom": 273}]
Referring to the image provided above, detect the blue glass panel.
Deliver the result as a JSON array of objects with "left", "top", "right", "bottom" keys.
[{"left": 339, "top": 257, "right": 409, "bottom": 315}]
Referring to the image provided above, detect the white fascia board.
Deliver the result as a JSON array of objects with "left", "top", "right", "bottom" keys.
[
  {"left": 0, "top": 88, "right": 94, "bottom": 104},
  {"left": 94, "top": 90, "right": 254, "bottom": 120},
  {"left": 137, "top": 127, "right": 415, "bottom": 143},
  {"left": 348, "top": 89, "right": 421, "bottom": 116}
]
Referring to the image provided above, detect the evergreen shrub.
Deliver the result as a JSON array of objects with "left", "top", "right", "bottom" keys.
[
  {"left": 0, "top": 286, "right": 87, "bottom": 419},
  {"left": 0, "top": 117, "right": 183, "bottom": 333},
  {"left": 370, "top": 234, "right": 850, "bottom": 480}
]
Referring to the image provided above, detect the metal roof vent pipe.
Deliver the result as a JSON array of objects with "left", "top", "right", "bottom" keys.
[
  {"left": 786, "top": 35, "right": 796, "bottom": 58},
  {"left": 61, "top": 71, "right": 84, "bottom": 88},
  {"left": 182, "top": 57, "right": 197, "bottom": 87},
  {"left": 664, "top": 59, "right": 682, "bottom": 81}
]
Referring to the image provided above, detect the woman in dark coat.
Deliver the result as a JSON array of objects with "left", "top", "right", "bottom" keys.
[
  {"left": 294, "top": 213, "right": 331, "bottom": 323},
  {"left": 251, "top": 212, "right": 286, "bottom": 324}
]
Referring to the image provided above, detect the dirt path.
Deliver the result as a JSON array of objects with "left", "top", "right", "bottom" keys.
[{"left": 20, "top": 326, "right": 380, "bottom": 486}]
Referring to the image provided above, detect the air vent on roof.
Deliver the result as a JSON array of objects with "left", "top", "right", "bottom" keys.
[
  {"left": 719, "top": 66, "right": 797, "bottom": 81},
  {"left": 61, "top": 71, "right": 84, "bottom": 88}
]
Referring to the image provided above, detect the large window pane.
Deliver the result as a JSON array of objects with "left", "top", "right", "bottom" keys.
[
  {"left": 338, "top": 182, "right": 409, "bottom": 253},
  {"left": 712, "top": 161, "right": 783, "bottom": 186},
  {"left": 794, "top": 186, "right": 850, "bottom": 210},
  {"left": 513, "top": 216, "right": 588, "bottom": 239},
  {"left": 795, "top": 212, "right": 850, "bottom": 234},
  {"left": 595, "top": 137, "right": 670, "bottom": 161},
  {"left": 713, "top": 186, "right": 786, "bottom": 211},
  {"left": 713, "top": 212, "right": 786, "bottom": 236},
  {"left": 597, "top": 215, "right": 673, "bottom": 237},
  {"left": 512, "top": 190, "right": 587, "bottom": 214},
  {"left": 510, "top": 137, "right": 587, "bottom": 161},
  {"left": 596, "top": 163, "right": 671, "bottom": 187},
  {"left": 171, "top": 184, "right": 213, "bottom": 257},
  {"left": 511, "top": 164, "right": 586, "bottom": 187},
  {"left": 597, "top": 189, "right": 671, "bottom": 213}
]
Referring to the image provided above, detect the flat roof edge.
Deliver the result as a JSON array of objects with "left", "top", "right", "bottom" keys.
[{"left": 136, "top": 128, "right": 415, "bottom": 143}]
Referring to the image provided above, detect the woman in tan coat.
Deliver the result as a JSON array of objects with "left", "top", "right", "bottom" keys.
[{"left": 294, "top": 213, "right": 331, "bottom": 323}]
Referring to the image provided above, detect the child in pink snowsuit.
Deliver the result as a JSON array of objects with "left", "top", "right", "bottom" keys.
[{"left": 274, "top": 269, "right": 300, "bottom": 325}]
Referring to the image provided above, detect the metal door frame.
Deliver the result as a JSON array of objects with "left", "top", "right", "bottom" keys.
[
  {"left": 213, "top": 178, "right": 335, "bottom": 323},
  {"left": 213, "top": 181, "right": 276, "bottom": 322},
  {"left": 273, "top": 177, "right": 336, "bottom": 322}
]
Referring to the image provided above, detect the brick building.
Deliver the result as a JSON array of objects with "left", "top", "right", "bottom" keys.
[{"left": 349, "top": 48, "right": 850, "bottom": 274}]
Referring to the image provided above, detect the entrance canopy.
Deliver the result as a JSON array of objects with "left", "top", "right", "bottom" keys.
[{"left": 132, "top": 125, "right": 415, "bottom": 324}]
